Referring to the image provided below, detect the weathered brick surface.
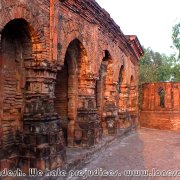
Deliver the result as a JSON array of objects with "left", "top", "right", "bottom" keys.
[
  {"left": 140, "top": 82, "right": 180, "bottom": 132},
  {"left": 0, "top": 0, "right": 143, "bottom": 171}
]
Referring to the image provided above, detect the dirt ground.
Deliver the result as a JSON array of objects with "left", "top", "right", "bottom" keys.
[{"left": 66, "top": 128, "right": 180, "bottom": 180}]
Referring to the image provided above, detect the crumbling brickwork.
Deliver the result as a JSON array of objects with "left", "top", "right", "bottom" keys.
[
  {"left": 0, "top": 0, "right": 143, "bottom": 171},
  {"left": 140, "top": 82, "right": 180, "bottom": 132}
]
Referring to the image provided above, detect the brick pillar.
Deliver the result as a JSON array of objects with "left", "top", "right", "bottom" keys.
[
  {"left": 67, "top": 72, "right": 78, "bottom": 147},
  {"left": 0, "top": 33, "right": 3, "bottom": 149},
  {"left": 102, "top": 81, "right": 118, "bottom": 135},
  {"left": 76, "top": 73, "right": 102, "bottom": 147},
  {"left": 118, "top": 84, "right": 130, "bottom": 129},
  {"left": 19, "top": 59, "right": 66, "bottom": 172},
  {"left": 128, "top": 85, "right": 138, "bottom": 127},
  {"left": 0, "top": 33, "right": 2, "bottom": 120}
]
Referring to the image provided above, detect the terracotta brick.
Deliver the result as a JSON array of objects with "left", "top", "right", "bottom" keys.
[
  {"left": 0, "top": 0, "right": 143, "bottom": 172},
  {"left": 140, "top": 82, "right": 180, "bottom": 132}
]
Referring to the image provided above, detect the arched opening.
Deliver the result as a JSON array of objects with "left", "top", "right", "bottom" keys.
[
  {"left": 158, "top": 87, "right": 165, "bottom": 108},
  {"left": 130, "top": 75, "right": 134, "bottom": 87},
  {"left": 117, "top": 65, "right": 124, "bottom": 93},
  {"left": 117, "top": 65, "right": 126, "bottom": 110},
  {"left": 129, "top": 75, "right": 136, "bottom": 111},
  {"left": 96, "top": 50, "right": 111, "bottom": 120},
  {"left": 118, "top": 65, "right": 128, "bottom": 129},
  {"left": 54, "top": 39, "right": 88, "bottom": 146},
  {"left": 1, "top": 19, "right": 32, "bottom": 135},
  {"left": 96, "top": 50, "right": 115, "bottom": 135}
]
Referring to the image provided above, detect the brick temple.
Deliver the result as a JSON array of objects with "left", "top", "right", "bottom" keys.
[{"left": 0, "top": 0, "right": 144, "bottom": 171}]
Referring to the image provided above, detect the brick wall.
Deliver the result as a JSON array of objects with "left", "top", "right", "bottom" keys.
[
  {"left": 0, "top": 0, "right": 143, "bottom": 171},
  {"left": 140, "top": 82, "right": 180, "bottom": 132}
]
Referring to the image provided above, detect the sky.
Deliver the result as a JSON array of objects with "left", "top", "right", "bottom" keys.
[{"left": 96, "top": 0, "right": 180, "bottom": 55}]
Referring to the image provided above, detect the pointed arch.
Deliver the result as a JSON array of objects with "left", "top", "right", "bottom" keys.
[
  {"left": 54, "top": 38, "right": 89, "bottom": 146},
  {"left": 95, "top": 50, "right": 115, "bottom": 135},
  {"left": 130, "top": 75, "right": 135, "bottom": 87},
  {"left": 117, "top": 65, "right": 125, "bottom": 93},
  {"left": 0, "top": 3, "right": 46, "bottom": 60},
  {"left": 0, "top": 18, "right": 35, "bottom": 134}
]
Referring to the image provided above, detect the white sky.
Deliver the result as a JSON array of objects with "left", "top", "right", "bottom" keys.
[{"left": 96, "top": 0, "right": 180, "bottom": 55}]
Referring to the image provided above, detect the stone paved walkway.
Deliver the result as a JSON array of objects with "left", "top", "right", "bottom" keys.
[{"left": 67, "top": 128, "right": 180, "bottom": 180}]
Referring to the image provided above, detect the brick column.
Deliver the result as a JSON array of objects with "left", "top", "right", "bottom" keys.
[
  {"left": 0, "top": 33, "right": 2, "bottom": 120},
  {"left": 67, "top": 72, "right": 79, "bottom": 147},
  {"left": 19, "top": 59, "right": 66, "bottom": 172},
  {"left": 118, "top": 84, "right": 130, "bottom": 129},
  {"left": 76, "top": 73, "right": 102, "bottom": 147},
  {"left": 0, "top": 33, "right": 3, "bottom": 149},
  {"left": 102, "top": 81, "right": 118, "bottom": 135},
  {"left": 128, "top": 85, "right": 138, "bottom": 127}
]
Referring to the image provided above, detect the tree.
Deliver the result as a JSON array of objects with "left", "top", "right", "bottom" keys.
[
  {"left": 139, "top": 47, "right": 172, "bottom": 85},
  {"left": 171, "top": 22, "right": 180, "bottom": 81},
  {"left": 172, "top": 23, "right": 180, "bottom": 58}
]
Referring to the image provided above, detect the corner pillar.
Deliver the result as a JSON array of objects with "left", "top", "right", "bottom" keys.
[{"left": 19, "top": 59, "right": 66, "bottom": 172}]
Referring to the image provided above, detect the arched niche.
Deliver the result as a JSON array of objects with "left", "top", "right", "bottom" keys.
[{"left": 158, "top": 87, "right": 165, "bottom": 108}]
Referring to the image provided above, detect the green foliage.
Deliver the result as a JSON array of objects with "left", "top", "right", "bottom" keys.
[
  {"left": 139, "top": 47, "right": 175, "bottom": 85},
  {"left": 172, "top": 23, "right": 180, "bottom": 58},
  {"left": 171, "top": 22, "right": 180, "bottom": 81},
  {"left": 171, "top": 63, "right": 180, "bottom": 81}
]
